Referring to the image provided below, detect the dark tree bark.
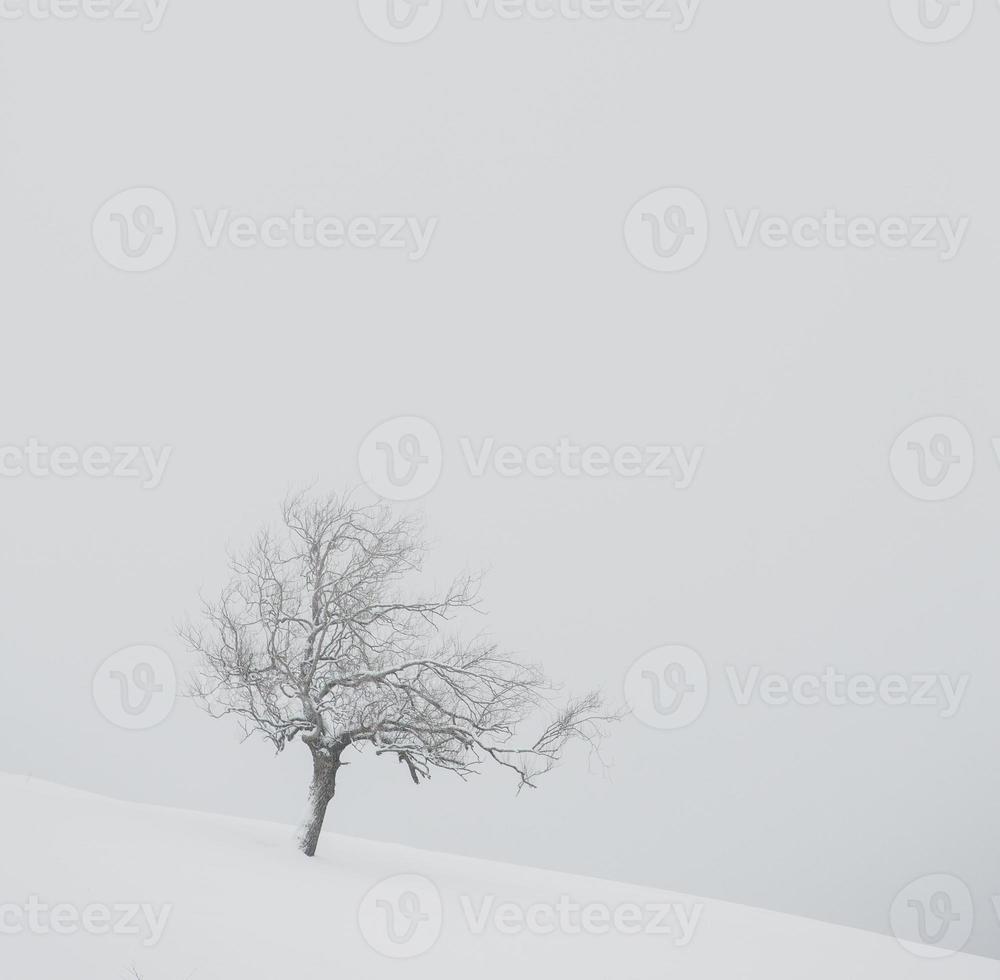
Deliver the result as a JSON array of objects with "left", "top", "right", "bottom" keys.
[
  {"left": 296, "top": 749, "right": 341, "bottom": 857},
  {"left": 185, "top": 492, "right": 617, "bottom": 860}
]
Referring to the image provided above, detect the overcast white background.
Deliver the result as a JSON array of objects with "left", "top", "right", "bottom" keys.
[{"left": 1, "top": 0, "right": 998, "bottom": 960}]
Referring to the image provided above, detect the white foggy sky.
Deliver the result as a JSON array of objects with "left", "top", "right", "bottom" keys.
[{"left": 0, "top": 0, "right": 997, "bottom": 958}]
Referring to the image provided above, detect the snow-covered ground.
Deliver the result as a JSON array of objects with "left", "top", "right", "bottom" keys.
[{"left": 0, "top": 773, "right": 993, "bottom": 979}]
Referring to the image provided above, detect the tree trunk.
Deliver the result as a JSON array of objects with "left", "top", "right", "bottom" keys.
[{"left": 296, "top": 751, "right": 340, "bottom": 857}]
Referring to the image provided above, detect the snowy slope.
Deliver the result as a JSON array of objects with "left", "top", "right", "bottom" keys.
[{"left": 0, "top": 773, "right": 992, "bottom": 979}]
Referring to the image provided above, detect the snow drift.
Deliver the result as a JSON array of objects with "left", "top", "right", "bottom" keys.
[{"left": 0, "top": 773, "right": 991, "bottom": 978}]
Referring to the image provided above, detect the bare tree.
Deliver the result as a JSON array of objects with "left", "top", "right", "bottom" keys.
[{"left": 182, "top": 491, "right": 616, "bottom": 857}]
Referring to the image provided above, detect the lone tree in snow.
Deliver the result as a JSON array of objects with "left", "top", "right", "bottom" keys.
[{"left": 182, "top": 491, "right": 616, "bottom": 857}]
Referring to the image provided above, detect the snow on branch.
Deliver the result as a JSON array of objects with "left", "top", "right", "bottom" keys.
[{"left": 181, "top": 490, "right": 620, "bottom": 793}]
